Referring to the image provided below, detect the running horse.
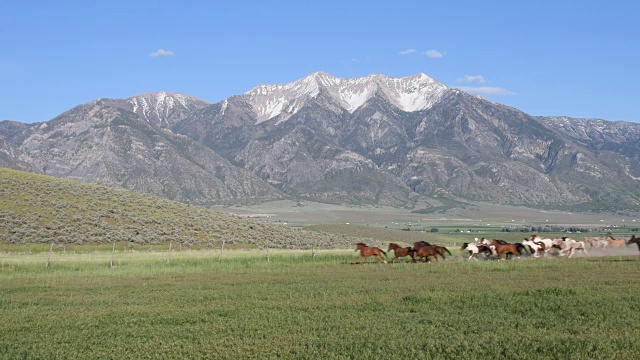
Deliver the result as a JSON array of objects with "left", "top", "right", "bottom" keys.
[
  {"left": 529, "top": 234, "right": 554, "bottom": 257},
  {"left": 605, "top": 235, "right": 627, "bottom": 248},
  {"left": 354, "top": 243, "right": 387, "bottom": 264},
  {"left": 413, "top": 245, "right": 441, "bottom": 263},
  {"left": 491, "top": 239, "right": 524, "bottom": 260},
  {"left": 413, "top": 241, "right": 450, "bottom": 261},
  {"left": 552, "top": 237, "right": 588, "bottom": 258},
  {"left": 627, "top": 235, "right": 640, "bottom": 253},
  {"left": 584, "top": 237, "right": 608, "bottom": 249},
  {"left": 387, "top": 243, "right": 416, "bottom": 263},
  {"left": 522, "top": 238, "right": 546, "bottom": 258},
  {"left": 461, "top": 242, "right": 492, "bottom": 261}
]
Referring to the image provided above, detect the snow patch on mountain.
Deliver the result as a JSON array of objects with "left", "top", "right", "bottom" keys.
[
  {"left": 244, "top": 72, "right": 448, "bottom": 124},
  {"left": 126, "top": 92, "right": 201, "bottom": 124}
]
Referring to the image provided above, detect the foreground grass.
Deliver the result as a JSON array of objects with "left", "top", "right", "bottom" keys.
[{"left": 1, "top": 250, "right": 640, "bottom": 359}]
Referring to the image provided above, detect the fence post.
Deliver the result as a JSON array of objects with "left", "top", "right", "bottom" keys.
[
  {"left": 45, "top": 243, "right": 54, "bottom": 268},
  {"left": 218, "top": 239, "right": 226, "bottom": 260},
  {"left": 110, "top": 242, "right": 116, "bottom": 268}
]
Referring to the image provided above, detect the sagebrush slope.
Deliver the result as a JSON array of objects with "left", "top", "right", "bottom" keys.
[{"left": 0, "top": 168, "right": 360, "bottom": 248}]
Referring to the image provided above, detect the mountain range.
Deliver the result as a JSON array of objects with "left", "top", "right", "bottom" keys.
[{"left": 2, "top": 72, "right": 639, "bottom": 210}]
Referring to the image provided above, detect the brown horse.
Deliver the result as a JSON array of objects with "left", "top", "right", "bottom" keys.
[
  {"left": 491, "top": 240, "right": 522, "bottom": 260},
  {"left": 627, "top": 235, "right": 640, "bottom": 253},
  {"left": 387, "top": 243, "right": 416, "bottom": 262},
  {"left": 354, "top": 243, "right": 387, "bottom": 264},
  {"left": 413, "top": 245, "right": 440, "bottom": 263},
  {"left": 605, "top": 235, "right": 627, "bottom": 248},
  {"left": 412, "top": 241, "right": 449, "bottom": 260},
  {"left": 412, "top": 241, "right": 432, "bottom": 250},
  {"left": 431, "top": 245, "right": 452, "bottom": 260}
]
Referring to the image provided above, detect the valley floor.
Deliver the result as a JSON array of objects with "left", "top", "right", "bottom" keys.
[{"left": 1, "top": 249, "right": 639, "bottom": 359}]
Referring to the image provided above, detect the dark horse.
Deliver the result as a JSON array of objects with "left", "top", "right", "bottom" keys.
[
  {"left": 387, "top": 243, "right": 416, "bottom": 262},
  {"left": 413, "top": 241, "right": 450, "bottom": 261},
  {"left": 627, "top": 235, "right": 640, "bottom": 253},
  {"left": 412, "top": 241, "right": 432, "bottom": 249},
  {"left": 354, "top": 243, "right": 387, "bottom": 264}
]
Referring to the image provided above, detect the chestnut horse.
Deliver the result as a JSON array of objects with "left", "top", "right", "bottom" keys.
[
  {"left": 414, "top": 245, "right": 440, "bottom": 263},
  {"left": 432, "top": 245, "right": 452, "bottom": 260},
  {"left": 354, "top": 243, "right": 387, "bottom": 264},
  {"left": 491, "top": 240, "right": 523, "bottom": 260},
  {"left": 627, "top": 235, "right": 640, "bottom": 253},
  {"left": 413, "top": 241, "right": 449, "bottom": 260},
  {"left": 605, "top": 235, "right": 627, "bottom": 248},
  {"left": 387, "top": 243, "right": 416, "bottom": 262}
]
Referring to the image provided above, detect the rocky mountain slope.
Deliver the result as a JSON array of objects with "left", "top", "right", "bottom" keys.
[
  {"left": 2, "top": 72, "right": 639, "bottom": 210},
  {"left": 11, "top": 100, "right": 281, "bottom": 205}
]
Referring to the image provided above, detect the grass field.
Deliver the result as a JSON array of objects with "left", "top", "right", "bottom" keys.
[{"left": 2, "top": 249, "right": 640, "bottom": 359}]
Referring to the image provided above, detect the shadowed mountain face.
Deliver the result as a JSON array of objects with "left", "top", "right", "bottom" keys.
[{"left": 2, "top": 73, "right": 640, "bottom": 209}]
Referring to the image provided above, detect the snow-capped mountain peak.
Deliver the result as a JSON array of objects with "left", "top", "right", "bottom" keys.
[
  {"left": 244, "top": 72, "right": 448, "bottom": 123},
  {"left": 94, "top": 92, "right": 210, "bottom": 127},
  {"left": 126, "top": 92, "right": 209, "bottom": 122}
]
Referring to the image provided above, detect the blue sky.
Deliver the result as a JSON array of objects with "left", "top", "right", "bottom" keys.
[{"left": 1, "top": 0, "right": 638, "bottom": 123}]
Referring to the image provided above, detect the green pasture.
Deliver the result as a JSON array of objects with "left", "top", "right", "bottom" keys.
[{"left": 1, "top": 249, "right": 640, "bottom": 359}]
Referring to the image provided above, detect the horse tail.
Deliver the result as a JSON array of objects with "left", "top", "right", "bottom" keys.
[
  {"left": 380, "top": 249, "right": 387, "bottom": 258},
  {"left": 444, "top": 247, "right": 452, "bottom": 255}
]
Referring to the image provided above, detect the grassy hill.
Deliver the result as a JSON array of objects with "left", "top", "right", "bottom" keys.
[{"left": 0, "top": 168, "right": 362, "bottom": 249}]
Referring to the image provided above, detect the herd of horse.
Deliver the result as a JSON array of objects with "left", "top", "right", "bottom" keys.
[{"left": 354, "top": 234, "right": 640, "bottom": 264}]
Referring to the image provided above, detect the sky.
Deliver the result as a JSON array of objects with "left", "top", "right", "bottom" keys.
[{"left": 1, "top": 0, "right": 639, "bottom": 123}]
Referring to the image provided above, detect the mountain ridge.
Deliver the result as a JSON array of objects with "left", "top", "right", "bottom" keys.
[{"left": 2, "top": 72, "right": 639, "bottom": 210}]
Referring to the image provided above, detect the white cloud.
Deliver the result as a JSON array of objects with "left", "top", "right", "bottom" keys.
[
  {"left": 399, "top": 49, "right": 417, "bottom": 55},
  {"left": 424, "top": 50, "right": 444, "bottom": 58},
  {"left": 149, "top": 48, "right": 175, "bottom": 57},
  {"left": 457, "top": 75, "right": 486, "bottom": 84},
  {"left": 455, "top": 86, "right": 516, "bottom": 95}
]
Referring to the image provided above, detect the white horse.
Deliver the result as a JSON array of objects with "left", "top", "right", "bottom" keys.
[
  {"left": 584, "top": 237, "right": 608, "bottom": 249},
  {"left": 552, "top": 237, "right": 588, "bottom": 258},
  {"left": 529, "top": 234, "right": 554, "bottom": 257},
  {"left": 522, "top": 238, "right": 545, "bottom": 258},
  {"left": 461, "top": 242, "right": 492, "bottom": 261}
]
